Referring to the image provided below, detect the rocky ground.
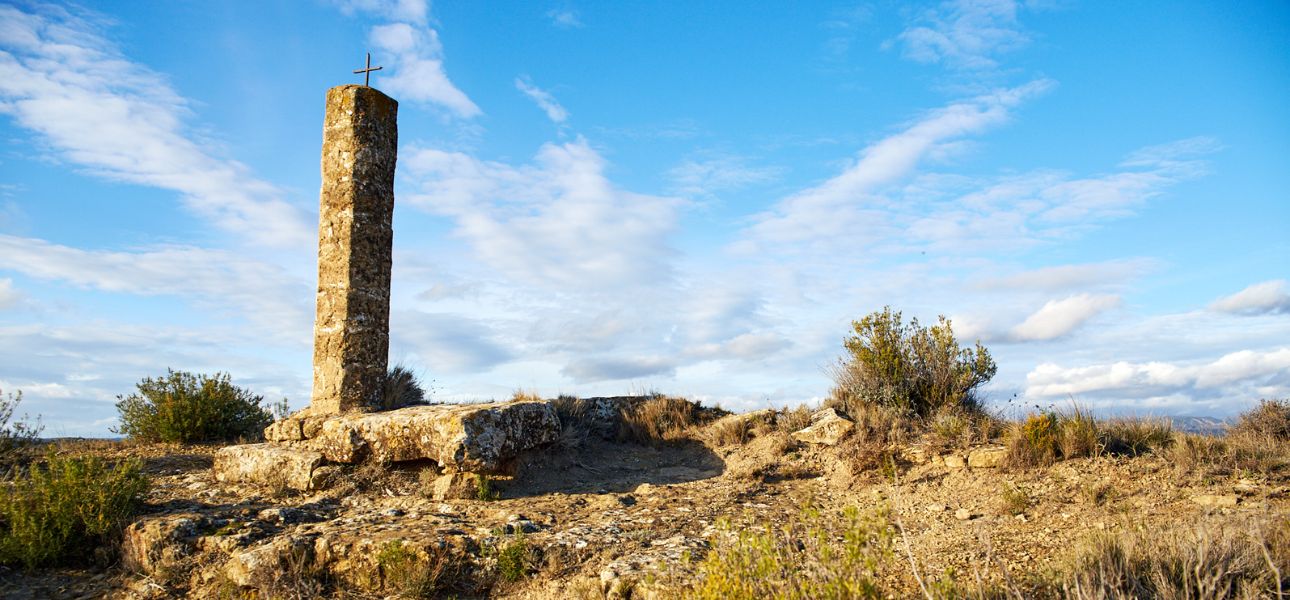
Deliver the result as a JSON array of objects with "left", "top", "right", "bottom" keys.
[{"left": 0, "top": 403, "right": 1285, "bottom": 599}]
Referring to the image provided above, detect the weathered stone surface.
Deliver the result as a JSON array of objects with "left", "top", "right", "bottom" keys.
[
  {"left": 264, "top": 410, "right": 330, "bottom": 442},
  {"left": 122, "top": 514, "right": 209, "bottom": 575},
  {"left": 431, "top": 472, "right": 486, "bottom": 500},
  {"left": 967, "top": 446, "right": 1009, "bottom": 468},
  {"left": 226, "top": 534, "right": 318, "bottom": 588},
  {"left": 1191, "top": 494, "right": 1239, "bottom": 507},
  {"left": 213, "top": 443, "right": 324, "bottom": 491},
  {"left": 312, "top": 84, "right": 398, "bottom": 414},
  {"left": 791, "top": 407, "right": 855, "bottom": 445},
  {"left": 309, "top": 400, "right": 560, "bottom": 472},
  {"left": 943, "top": 453, "right": 967, "bottom": 469}
]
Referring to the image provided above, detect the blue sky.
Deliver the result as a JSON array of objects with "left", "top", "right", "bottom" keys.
[{"left": 1, "top": 0, "right": 1287, "bottom": 437}]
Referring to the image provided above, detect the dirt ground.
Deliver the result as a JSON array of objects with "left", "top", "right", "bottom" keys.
[{"left": 0, "top": 424, "right": 1285, "bottom": 599}]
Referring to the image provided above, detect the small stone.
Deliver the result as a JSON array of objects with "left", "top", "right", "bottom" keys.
[
  {"left": 943, "top": 454, "right": 967, "bottom": 469},
  {"left": 954, "top": 508, "right": 972, "bottom": 521},
  {"left": 967, "top": 446, "right": 1008, "bottom": 468},
  {"left": 927, "top": 503, "right": 947, "bottom": 513},
  {"left": 790, "top": 408, "right": 855, "bottom": 445},
  {"left": 1191, "top": 494, "right": 1239, "bottom": 507},
  {"left": 381, "top": 508, "right": 405, "bottom": 517}
]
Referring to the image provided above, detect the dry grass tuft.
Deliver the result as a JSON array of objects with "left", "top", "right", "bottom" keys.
[
  {"left": 775, "top": 405, "right": 814, "bottom": 434},
  {"left": 618, "top": 395, "right": 724, "bottom": 445},
  {"left": 1230, "top": 398, "right": 1290, "bottom": 440},
  {"left": 1061, "top": 518, "right": 1288, "bottom": 599},
  {"left": 1101, "top": 417, "right": 1172, "bottom": 457}
]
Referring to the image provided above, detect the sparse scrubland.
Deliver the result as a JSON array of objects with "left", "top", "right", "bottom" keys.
[{"left": 0, "top": 312, "right": 1286, "bottom": 599}]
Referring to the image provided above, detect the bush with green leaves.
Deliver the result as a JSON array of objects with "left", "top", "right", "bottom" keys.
[
  {"left": 0, "top": 452, "right": 148, "bottom": 569},
  {"left": 829, "top": 306, "right": 996, "bottom": 418},
  {"left": 114, "top": 370, "right": 273, "bottom": 443},
  {"left": 0, "top": 388, "right": 41, "bottom": 462}
]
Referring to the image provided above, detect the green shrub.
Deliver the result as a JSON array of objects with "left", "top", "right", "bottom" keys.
[
  {"left": 495, "top": 535, "right": 531, "bottom": 583},
  {"left": 0, "top": 388, "right": 41, "bottom": 463},
  {"left": 0, "top": 452, "right": 148, "bottom": 569},
  {"left": 1000, "top": 484, "right": 1030, "bottom": 516},
  {"left": 1006, "top": 412, "right": 1060, "bottom": 468},
  {"left": 829, "top": 307, "right": 996, "bottom": 418},
  {"left": 113, "top": 370, "right": 273, "bottom": 443},
  {"left": 682, "top": 504, "right": 893, "bottom": 599}
]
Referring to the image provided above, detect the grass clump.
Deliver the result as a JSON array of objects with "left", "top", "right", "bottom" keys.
[
  {"left": 681, "top": 504, "right": 894, "bottom": 599},
  {"left": 618, "top": 395, "right": 725, "bottom": 445},
  {"left": 999, "top": 484, "right": 1030, "bottom": 516},
  {"left": 828, "top": 306, "right": 996, "bottom": 419},
  {"left": 0, "top": 388, "right": 41, "bottom": 463},
  {"left": 377, "top": 539, "right": 462, "bottom": 598},
  {"left": 1007, "top": 412, "right": 1061, "bottom": 468},
  {"left": 375, "top": 364, "right": 428, "bottom": 410},
  {"left": 114, "top": 369, "right": 273, "bottom": 444},
  {"left": 1230, "top": 398, "right": 1290, "bottom": 440},
  {"left": 495, "top": 535, "right": 531, "bottom": 583},
  {"left": 0, "top": 452, "right": 148, "bottom": 569},
  {"left": 1061, "top": 518, "right": 1288, "bottom": 599},
  {"left": 1101, "top": 417, "right": 1173, "bottom": 457}
]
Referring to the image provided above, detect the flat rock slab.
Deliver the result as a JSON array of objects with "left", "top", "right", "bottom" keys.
[
  {"left": 213, "top": 443, "right": 324, "bottom": 491},
  {"left": 310, "top": 400, "right": 559, "bottom": 472}
]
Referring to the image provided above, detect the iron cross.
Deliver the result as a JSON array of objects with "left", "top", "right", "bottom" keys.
[{"left": 353, "top": 52, "right": 383, "bottom": 87}]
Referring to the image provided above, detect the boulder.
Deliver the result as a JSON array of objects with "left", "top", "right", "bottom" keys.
[
  {"left": 309, "top": 400, "right": 559, "bottom": 472},
  {"left": 790, "top": 408, "right": 855, "bottom": 446},
  {"left": 213, "top": 443, "right": 324, "bottom": 491}
]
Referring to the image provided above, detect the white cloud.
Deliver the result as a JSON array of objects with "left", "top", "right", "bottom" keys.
[
  {"left": 547, "top": 8, "right": 584, "bottom": 29},
  {"left": 561, "top": 356, "right": 677, "bottom": 383},
  {"left": 1011, "top": 293, "right": 1120, "bottom": 341},
  {"left": 331, "top": 0, "right": 428, "bottom": 24},
  {"left": 369, "top": 23, "right": 480, "bottom": 117},
  {"left": 739, "top": 80, "right": 1051, "bottom": 252},
  {"left": 667, "top": 155, "right": 782, "bottom": 199},
  {"left": 0, "top": 278, "right": 20, "bottom": 310},
  {"left": 1210, "top": 280, "right": 1290, "bottom": 316},
  {"left": 1026, "top": 348, "right": 1290, "bottom": 410},
  {"left": 401, "top": 137, "right": 680, "bottom": 289},
  {"left": 977, "top": 259, "right": 1157, "bottom": 292},
  {"left": 515, "top": 77, "right": 568, "bottom": 124},
  {"left": 0, "top": 235, "right": 310, "bottom": 340},
  {"left": 896, "top": 0, "right": 1031, "bottom": 70},
  {"left": 0, "top": 4, "right": 311, "bottom": 247}
]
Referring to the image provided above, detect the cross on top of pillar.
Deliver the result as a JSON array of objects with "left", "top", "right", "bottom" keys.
[{"left": 353, "top": 52, "right": 383, "bottom": 87}]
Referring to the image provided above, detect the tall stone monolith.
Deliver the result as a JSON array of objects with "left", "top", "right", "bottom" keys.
[{"left": 311, "top": 84, "right": 398, "bottom": 414}]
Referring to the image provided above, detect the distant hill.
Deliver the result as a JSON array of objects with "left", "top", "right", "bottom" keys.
[{"left": 1169, "top": 415, "right": 1231, "bottom": 435}]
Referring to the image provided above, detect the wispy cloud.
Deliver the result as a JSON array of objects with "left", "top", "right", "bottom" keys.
[
  {"left": 369, "top": 22, "right": 481, "bottom": 117},
  {"left": 561, "top": 356, "right": 677, "bottom": 383},
  {"left": 0, "top": 3, "right": 311, "bottom": 247},
  {"left": 895, "top": 0, "right": 1032, "bottom": 70},
  {"left": 0, "top": 235, "right": 310, "bottom": 340},
  {"left": 1011, "top": 293, "right": 1121, "bottom": 341},
  {"left": 0, "top": 278, "right": 20, "bottom": 310},
  {"left": 514, "top": 77, "right": 568, "bottom": 125},
  {"left": 738, "top": 80, "right": 1052, "bottom": 252},
  {"left": 547, "top": 8, "right": 584, "bottom": 29},
  {"left": 667, "top": 154, "right": 782, "bottom": 199},
  {"left": 331, "top": 0, "right": 428, "bottom": 24},
  {"left": 977, "top": 259, "right": 1158, "bottom": 293},
  {"left": 1210, "top": 280, "right": 1290, "bottom": 316},
  {"left": 401, "top": 137, "right": 680, "bottom": 289}
]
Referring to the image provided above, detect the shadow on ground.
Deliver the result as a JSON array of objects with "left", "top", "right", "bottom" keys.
[{"left": 502, "top": 438, "right": 725, "bottom": 498}]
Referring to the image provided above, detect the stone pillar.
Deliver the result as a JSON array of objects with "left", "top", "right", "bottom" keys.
[{"left": 311, "top": 85, "right": 398, "bottom": 414}]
